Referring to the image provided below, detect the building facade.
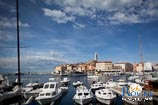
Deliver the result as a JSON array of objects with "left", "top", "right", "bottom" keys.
[
  {"left": 144, "top": 62, "right": 152, "bottom": 71},
  {"left": 96, "top": 61, "right": 112, "bottom": 71},
  {"left": 114, "top": 62, "right": 133, "bottom": 72}
]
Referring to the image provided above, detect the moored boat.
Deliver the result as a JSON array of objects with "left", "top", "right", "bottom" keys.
[
  {"left": 73, "top": 85, "right": 93, "bottom": 105},
  {"left": 95, "top": 88, "right": 116, "bottom": 105},
  {"left": 35, "top": 82, "right": 62, "bottom": 105}
]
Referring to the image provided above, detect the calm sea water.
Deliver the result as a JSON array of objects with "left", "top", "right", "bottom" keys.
[{"left": 6, "top": 74, "right": 127, "bottom": 105}]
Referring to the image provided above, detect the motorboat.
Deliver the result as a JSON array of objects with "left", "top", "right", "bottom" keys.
[
  {"left": 73, "top": 85, "right": 93, "bottom": 105},
  {"left": 104, "top": 81, "right": 117, "bottom": 88},
  {"left": 60, "top": 84, "right": 68, "bottom": 93},
  {"left": 90, "top": 82, "right": 104, "bottom": 93},
  {"left": 95, "top": 88, "right": 116, "bottom": 105},
  {"left": 35, "top": 82, "right": 62, "bottom": 105},
  {"left": 73, "top": 81, "right": 83, "bottom": 87},
  {"left": 0, "top": 74, "right": 9, "bottom": 90},
  {"left": 61, "top": 77, "right": 70, "bottom": 85}
]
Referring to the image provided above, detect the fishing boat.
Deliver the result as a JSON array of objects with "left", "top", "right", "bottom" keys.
[
  {"left": 73, "top": 81, "right": 83, "bottom": 87},
  {"left": 61, "top": 77, "right": 70, "bottom": 85},
  {"left": 104, "top": 81, "right": 117, "bottom": 88},
  {"left": 90, "top": 82, "right": 104, "bottom": 93},
  {"left": 35, "top": 82, "right": 62, "bottom": 105},
  {"left": 95, "top": 88, "right": 116, "bottom": 105},
  {"left": 73, "top": 85, "right": 93, "bottom": 105}
]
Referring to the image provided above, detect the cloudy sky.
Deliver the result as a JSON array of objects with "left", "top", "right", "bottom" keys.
[{"left": 0, "top": 0, "right": 158, "bottom": 73}]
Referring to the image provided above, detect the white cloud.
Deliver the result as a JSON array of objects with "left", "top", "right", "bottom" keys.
[
  {"left": 0, "top": 17, "right": 30, "bottom": 28},
  {"left": 42, "top": 8, "right": 75, "bottom": 23},
  {"left": 73, "top": 23, "right": 85, "bottom": 29},
  {"left": 41, "top": 0, "right": 158, "bottom": 25},
  {"left": 109, "top": 12, "right": 141, "bottom": 24}
]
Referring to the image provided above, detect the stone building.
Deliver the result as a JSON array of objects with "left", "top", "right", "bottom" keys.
[
  {"left": 114, "top": 62, "right": 133, "bottom": 72},
  {"left": 96, "top": 61, "right": 112, "bottom": 71}
]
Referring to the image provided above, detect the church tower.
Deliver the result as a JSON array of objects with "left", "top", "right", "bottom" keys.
[{"left": 94, "top": 52, "right": 98, "bottom": 61}]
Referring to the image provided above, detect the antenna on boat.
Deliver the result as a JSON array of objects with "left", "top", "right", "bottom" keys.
[{"left": 16, "top": 0, "right": 21, "bottom": 87}]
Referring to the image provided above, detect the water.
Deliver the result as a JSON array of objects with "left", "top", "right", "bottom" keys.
[{"left": 6, "top": 74, "right": 133, "bottom": 105}]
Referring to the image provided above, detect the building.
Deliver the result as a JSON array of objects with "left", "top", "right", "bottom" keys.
[
  {"left": 153, "top": 64, "right": 158, "bottom": 71},
  {"left": 66, "top": 64, "right": 73, "bottom": 72},
  {"left": 112, "top": 65, "right": 122, "bottom": 72},
  {"left": 114, "top": 62, "right": 133, "bottom": 72},
  {"left": 144, "top": 62, "right": 152, "bottom": 71},
  {"left": 54, "top": 65, "right": 66, "bottom": 73},
  {"left": 134, "top": 63, "right": 143, "bottom": 72},
  {"left": 86, "top": 60, "right": 97, "bottom": 71},
  {"left": 96, "top": 61, "right": 112, "bottom": 71}
]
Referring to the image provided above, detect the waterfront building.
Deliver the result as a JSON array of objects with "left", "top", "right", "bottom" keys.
[
  {"left": 144, "top": 62, "right": 152, "bottom": 71},
  {"left": 114, "top": 62, "right": 133, "bottom": 72},
  {"left": 66, "top": 64, "right": 73, "bottom": 72},
  {"left": 153, "top": 64, "right": 158, "bottom": 71},
  {"left": 55, "top": 65, "right": 66, "bottom": 73},
  {"left": 96, "top": 61, "right": 112, "bottom": 71},
  {"left": 112, "top": 65, "right": 122, "bottom": 72},
  {"left": 86, "top": 60, "right": 97, "bottom": 71},
  {"left": 134, "top": 63, "right": 143, "bottom": 72}
]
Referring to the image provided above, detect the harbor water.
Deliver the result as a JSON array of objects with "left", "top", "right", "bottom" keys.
[{"left": 5, "top": 74, "right": 148, "bottom": 105}]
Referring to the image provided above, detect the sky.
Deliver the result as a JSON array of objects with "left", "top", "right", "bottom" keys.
[{"left": 0, "top": 0, "right": 158, "bottom": 73}]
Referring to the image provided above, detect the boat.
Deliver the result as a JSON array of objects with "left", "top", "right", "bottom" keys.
[
  {"left": 61, "top": 77, "right": 70, "bottom": 85},
  {"left": 104, "top": 81, "right": 117, "bottom": 88},
  {"left": 73, "top": 81, "right": 83, "bottom": 87},
  {"left": 95, "top": 88, "right": 116, "bottom": 105},
  {"left": 35, "top": 82, "right": 62, "bottom": 105},
  {"left": 90, "top": 82, "right": 104, "bottom": 93},
  {"left": 73, "top": 85, "right": 93, "bottom": 105},
  {"left": 60, "top": 83, "right": 68, "bottom": 93}
]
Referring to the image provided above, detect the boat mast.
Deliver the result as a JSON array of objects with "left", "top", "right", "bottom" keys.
[
  {"left": 138, "top": 34, "right": 144, "bottom": 75},
  {"left": 16, "top": 0, "right": 21, "bottom": 87}
]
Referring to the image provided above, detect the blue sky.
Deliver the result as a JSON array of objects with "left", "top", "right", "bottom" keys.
[{"left": 0, "top": 0, "right": 158, "bottom": 72}]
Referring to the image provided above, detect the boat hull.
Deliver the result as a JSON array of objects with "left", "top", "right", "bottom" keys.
[
  {"left": 74, "top": 97, "right": 92, "bottom": 105},
  {"left": 36, "top": 92, "right": 62, "bottom": 105},
  {"left": 96, "top": 96, "right": 112, "bottom": 105}
]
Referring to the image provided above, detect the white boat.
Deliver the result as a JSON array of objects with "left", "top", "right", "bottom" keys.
[
  {"left": 60, "top": 83, "right": 68, "bottom": 93},
  {"left": 90, "top": 82, "right": 104, "bottom": 92},
  {"left": 73, "top": 81, "right": 83, "bottom": 87},
  {"left": 73, "top": 85, "right": 93, "bottom": 105},
  {"left": 104, "top": 81, "right": 117, "bottom": 88},
  {"left": 61, "top": 77, "right": 70, "bottom": 85},
  {"left": 95, "top": 88, "right": 116, "bottom": 105},
  {"left": 36, "top": 82, "right": 62, "bottom": 105},
  {"left": 0, "top": 74, "right": 9, "bottom": 89}
]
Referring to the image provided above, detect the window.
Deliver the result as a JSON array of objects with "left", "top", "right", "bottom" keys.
[
  {"left": 40, "top": 94, "right": 44, "bottom": 96},
  {"left": 84, "top": 93, "right": 89, "bottom": 96},
  {"left": 44, "top": 84, "right": 49, "bottom": 89},
  {"left": 46, "top": 93, "right": 51, "bottom": 96},
  {"left": 78, "top": 93, "right": 82, "bottom": 96},
  {"left": 50, "top": 84, "right": 54, "bottom": 88}
]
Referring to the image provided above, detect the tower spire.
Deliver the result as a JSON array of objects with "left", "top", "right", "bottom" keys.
[{"left": 94, "top": 52, "right": 98, "bottom": 61}]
